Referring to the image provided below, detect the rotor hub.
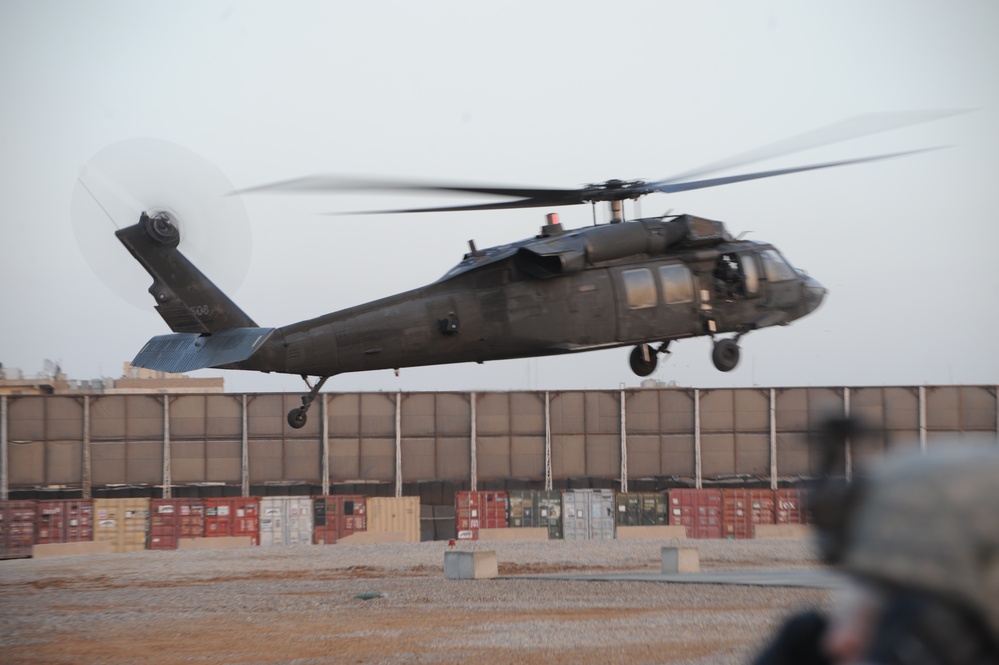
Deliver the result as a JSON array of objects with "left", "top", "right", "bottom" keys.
[{"left": 142, "top": 210, "right": 181, "bottom": 247}]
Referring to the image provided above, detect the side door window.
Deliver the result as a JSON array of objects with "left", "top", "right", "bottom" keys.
[
  {"left": 621, "top": 268, "right": 657, "bottom": 309},
  {"left": 658, "top": 264, "right": 694, "bottom": 304}
]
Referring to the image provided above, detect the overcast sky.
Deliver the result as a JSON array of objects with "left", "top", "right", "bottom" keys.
[{"left": 1, "top": 1, "right": 997, "bottom": 394}]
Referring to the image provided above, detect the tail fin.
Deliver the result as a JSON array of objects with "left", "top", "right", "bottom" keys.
[
  {"left": 117, "top": 213, "right": 274, "bottom": 373},
  {"left": 116, "top": 213, "right": 256, "bottom": 334}
]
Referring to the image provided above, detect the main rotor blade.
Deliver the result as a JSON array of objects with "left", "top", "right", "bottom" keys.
[
  {"left": 235, "top": 111, "right": 963, "bottom": 215},
  {"left": 650, "top": 147, "right": 942, "bottom": 194},
  {"left": 657, "top": 109, "right": 967, "bottom": 185},
  {"left": 234, "top": 174, "right": 579, "bottom": 201},
  {"left": 325, "top": 196, "right": 586, "bottom": 215}
]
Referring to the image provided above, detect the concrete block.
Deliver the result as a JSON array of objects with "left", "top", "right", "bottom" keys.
[
  {"left": 754, "top": 525, "right": 813, "bottom": 539},
  {"left": 477, "top": 527, "right": 548, "bottom": 542},
  {"left": 177, "top": 536, "right": 252, "bottom": 550},
  {"left": 33, "top": 541, "right": 115, "bottom": 558},
  {"left": 616, "top": 525, "right": 687, "bottom": 540},
  {"left": 661, "top": 546, "right": 700, "bottom": 573},
  {"left": 444, "top": 550, "right": 499, "bottom": 580}
]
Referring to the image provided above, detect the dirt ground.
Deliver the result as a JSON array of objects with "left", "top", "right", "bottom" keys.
[{"left": 0, "top": 551, "right": 831, "bottom": 664}]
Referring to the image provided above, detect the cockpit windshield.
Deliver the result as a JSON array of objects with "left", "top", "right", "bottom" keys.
[{"left": 759, "top": 249, "right": 798, "bottom": 282}]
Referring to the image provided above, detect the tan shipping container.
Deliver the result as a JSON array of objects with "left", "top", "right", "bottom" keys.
[
  {"left": 366, "top": 497, "right": 421, "bottom": 543},
  {"left": 93, "top": 498, "right": 150, "bottom": 553}
]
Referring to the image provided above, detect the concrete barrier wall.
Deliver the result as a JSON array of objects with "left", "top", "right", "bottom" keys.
[{"left": 4, "top": 387, "right": 997, "bottom": 496}]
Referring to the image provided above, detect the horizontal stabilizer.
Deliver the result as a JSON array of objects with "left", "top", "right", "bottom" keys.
[{"left": 131, "top": 327, "right": 276, "bottom": 374}]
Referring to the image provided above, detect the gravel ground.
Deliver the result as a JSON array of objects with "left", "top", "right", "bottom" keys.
[{"left": 0, "top": 538, "right": 833, "bottom": 664}]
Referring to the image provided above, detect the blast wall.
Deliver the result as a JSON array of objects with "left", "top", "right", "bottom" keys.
[{"left": 1, "top": 386, "right": 995, "bottom": 498}]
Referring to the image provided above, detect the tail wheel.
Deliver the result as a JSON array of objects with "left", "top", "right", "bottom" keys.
[
  {"left": 287, "top": 407, "right": 308, "bottom": 429},
  {"left": 712, "top": 338, "right": 740, "bottom": 372}
]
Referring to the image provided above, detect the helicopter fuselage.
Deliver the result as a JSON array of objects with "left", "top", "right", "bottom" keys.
[{"left": 233, "top": 214, "right": 825, "bottom": 377}]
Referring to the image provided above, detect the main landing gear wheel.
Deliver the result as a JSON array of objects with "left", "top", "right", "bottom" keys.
[
  {"left": 712, "top": 338, "right": 740, "bottom": 372},
  {"left": 629, "top": 345, "right": 658, "bottom": 377},
  {"left": 629, "top": 342, "right": 670, "bottom": 377}
]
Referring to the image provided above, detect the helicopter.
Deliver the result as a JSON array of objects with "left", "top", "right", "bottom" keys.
[{"left": 112, "top": 112, "right": 957, "bottom": 428}]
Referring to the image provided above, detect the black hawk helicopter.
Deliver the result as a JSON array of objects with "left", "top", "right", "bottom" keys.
[{"left": 111, "top": 113, "right": 955, "bottom": 428}]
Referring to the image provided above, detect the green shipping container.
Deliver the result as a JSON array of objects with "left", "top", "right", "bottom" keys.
[
  {"left": 615, "top": 492, "right": 668, "bottom": 526},
  {"left": 508, "top": 490, "right": 562, "bottom": 540}
]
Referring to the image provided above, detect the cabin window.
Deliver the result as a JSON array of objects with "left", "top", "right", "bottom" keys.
[
  {"left": 760, "top": 249, "right": 797, "bottom": 282},
  {"left": 621, "top": 268, "right": 656, "bottom": 309},
  {"left": 658, "top": 264, "right": 694, "bottom": 304},
  {"left": 740, "top": 254, "right": 760, "bottom": 294}
]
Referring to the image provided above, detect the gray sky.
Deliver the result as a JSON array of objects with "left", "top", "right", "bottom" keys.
[{"left": 2, "top": 1, "right": 997, "bottom": 394}]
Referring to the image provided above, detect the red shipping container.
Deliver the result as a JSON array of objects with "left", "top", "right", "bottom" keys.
[
  {"left": 775, "top": 488, "right": 808, "bottom": 525},
  {"left": 149, "top": 498, "right": 206, "bottom": 550},
  {"left": 721, "top": 489, "right": 776, "bottom": 539},
  {"left": 1, "top": 500, "right": 36, "bottom": 559},
  {"left": 456, "top": 491, "right": 508, "bottom": 540},
  {"left": 312, "top": 495, "right": 366, "bottom": 545},
  {"left": 204, "top": 497, "right": 260, "bottom": 546},
  {"left": 35, "top": 499, "right": 94, "bottom": 544},
  {"left": 667, "top": 489, "right": 723, "bottom": 539}
]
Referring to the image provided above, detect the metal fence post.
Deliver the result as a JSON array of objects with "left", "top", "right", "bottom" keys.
[
  {"left": 694, "top": 389, "right": 702, "bottom": 490},
  {"left": 395, "top": 392, "right": 402, "bottom": 498},
  {"left": 82, "top": 395, "right": 91, "bottom": 499},
  {"left": 919, "top": 386, "right": 927, "bottom": 453},
  {"left": 470, "top": 392, "right": 477, "bottom": 492},
  {"left": 321, "top": 393, "right": 329, "bottom": 496},
  {"left": 620, "top": 389, "right": 628, "bottom": 494},
  {"left": 162, "top": 395, "right": 171, "bottom": 499},
  {"left": 241, "top": 394, "right": 249, "bottom": 497},
  {"left": 544, "top": 391, "right": 552, "bottom": 492},
  {"left": 844, "top": 387, "right": 852, "bottom": 481},
  {"left": 769, "top": 388, "right": 777, "bottom": 491}
]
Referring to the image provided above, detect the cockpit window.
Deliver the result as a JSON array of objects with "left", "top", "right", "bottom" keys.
[
  {"left": 760, "top": 249, "right": 797, "bottom": 282},
  {"left": 622, "top": 268, "right": 657, "bottom": 309},
  {"left": 740, "top": 254, "right": 760, "bottom": 294}
]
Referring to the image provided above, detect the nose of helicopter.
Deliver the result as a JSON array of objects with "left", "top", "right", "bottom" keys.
[{"left": 802, "top": 275, "right": 827, "bottom": 315}]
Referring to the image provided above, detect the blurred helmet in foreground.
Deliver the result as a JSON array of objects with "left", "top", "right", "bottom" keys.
[{"left": 838, "top": 446, "right": 999, "bottom": 639}]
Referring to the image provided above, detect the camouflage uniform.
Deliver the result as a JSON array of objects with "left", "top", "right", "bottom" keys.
[
  {"left": 841, "top": 447, "right": 999, "bottom": 641},
  {"left": 753, "top": 444, "right": 999, "bottom": 665}
]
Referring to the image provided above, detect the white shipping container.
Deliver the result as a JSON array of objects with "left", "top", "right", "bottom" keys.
[
  {"left": 562, "top": 490, "right": 615, "bottom": 541},
  {"left": 259, "top": 497, "right": 313, "bottom": 547}
]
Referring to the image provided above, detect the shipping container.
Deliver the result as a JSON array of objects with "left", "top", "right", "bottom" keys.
[
  {"left": 721, "top": 489, "right": 776, "bottom": 539},
  {"left": 774, "top": 488, "right": 808, "bottom": 525},
  {"left": 562, "top": 489, "right": 615, "bottom": 541},
  {"left": 259, "top": 496, "right": 313, "bottom": 547},
  {"left": 366, "top": 496, "right": 421, "bottom": 542},
  {"left": 668, "top": 489, "right": 723, "bottom": 539},
  {"left": 1, "top": 500, "right": 36, "bottom": 559},
  {"left": 420, "top": 505, "right": 436, "bottom": 541},
  {"left": 148, "top": 498, "right": 205, "bottom": 550},
  {"left": 614, "top": 492, "right": 669, "bottom": 527},
  {"left": 35, "top": 499, "right": 94, "bottom": 544},
  {"left": 313, "top": 495, "right": 367, "bottom": 545},
  {"left": 204, "top": 497, "right": 261, "bottom": 546},
  {"left": 93, "top": 498, "right": 150, "bottom": 553},
  {"left": 508, "top": 490, "right": 562, "bottom": 539},
  {"left": 432, "top": 504, "right": 456, "bottom": 541},
  {"left": 456, "top": 491, "right": 508, "bottom": 540}
]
